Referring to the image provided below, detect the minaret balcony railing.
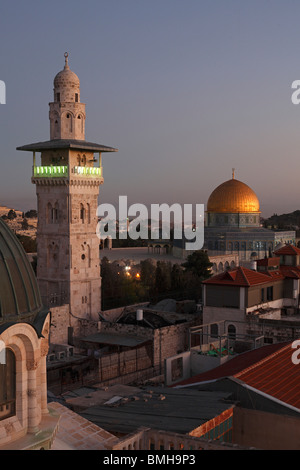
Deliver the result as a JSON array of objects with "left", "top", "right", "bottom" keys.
[
  {"left": 73, "top": 166, "right": 103, "bottom": 177},
  {"left": 32, "top": 165, "right": 103, "bottom": 178},
  {"left": 32, "top": 165, "right": 68, "bottom": 177}
]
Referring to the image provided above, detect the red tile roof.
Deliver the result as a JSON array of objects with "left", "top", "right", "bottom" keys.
[
  {"left": 203, "top": 266, "right": 284, "bottom": 287},
  {"left": 176, "top": 341, "right": 300, "bottom": 411},
  {"left": 274, "top": 245, "right": 300, "bottom": 256},
  {"left": 175, "top": 343, "right": 288, "bottom": 387},
  {"left": 279, "top": 265, "right": 300, "bottom": 279},
  {"left": 236, "top": 343, "right": 300, "bottom": 409},
  {"left": 257, "top": 257, "right": 280, "bottom": 267}
]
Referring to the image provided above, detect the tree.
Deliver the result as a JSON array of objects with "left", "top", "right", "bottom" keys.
[
  {"left": 21, "top": 218, "right": 29, "bottom": 230},
  {"left": 154, "top": 261, "right": 172, "bottom": 295},
  {"left": 140, "top": 259, "right": 156, "bottom": 288},
  {"left": 181, "top": 250, "right": 213, "bottom": 280},
  {"left": 7, "top": 209, "right": 16, "bottom": 220},
  {"left": 25, "top": 209, "right": 37, "bottom": 218},
  {"left": 16, "top": 235, "right": 37, "bottom": 253}
]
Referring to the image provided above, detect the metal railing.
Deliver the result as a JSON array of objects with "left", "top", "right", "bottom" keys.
[
  {"left": 32, "top": 165, "right": 103, "bottom": 178},
  {"left": 33, "top": 165, "right": 68, "bottom": 177},
  {"left": 73, "top": 166, "right": 102, "bottom": 177}
]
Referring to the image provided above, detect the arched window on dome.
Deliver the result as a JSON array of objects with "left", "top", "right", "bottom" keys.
[
  {"left": 0, "top": 349, "right": 16, "bottom": 421},
  {"left": 75, "top": 93, "right": 79, "bottom": 102}
]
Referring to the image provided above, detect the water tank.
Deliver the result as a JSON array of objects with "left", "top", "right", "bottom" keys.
[
  {"left": 250, "top": 261, "right": 257, "bottom": 271},
  {"left": 136, "top": 309, "right": 143, "bottom": 321}
]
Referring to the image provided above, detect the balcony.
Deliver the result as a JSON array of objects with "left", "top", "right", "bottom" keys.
[
  {"left": 33, "top": 165, "right": 68, "bottom": 177},
  {"left": 32, "top": 165, "right": 103, "bottom": 178},
  {"left": 73, "top": 166, "right": 103, "bottom": 177}
]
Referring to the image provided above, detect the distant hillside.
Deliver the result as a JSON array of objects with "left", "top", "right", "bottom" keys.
[
  {"left": 263, "top": 210, "right": 300, "bottom": 230},
  {"left": 0, "top": 205, "right": 37, "bottom": 242}
]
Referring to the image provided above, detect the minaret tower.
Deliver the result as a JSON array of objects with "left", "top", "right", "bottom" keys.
[{"left": 17, "top": 53, "right": 117, "bottom": 328}]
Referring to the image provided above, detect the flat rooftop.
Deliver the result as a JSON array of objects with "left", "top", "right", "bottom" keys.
[{"left": 78, "top": 386, "right": 234, "bottom": 436}]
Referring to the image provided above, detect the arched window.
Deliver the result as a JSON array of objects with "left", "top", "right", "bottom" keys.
[
  {"left": 51, "top": 202, "right": 59, "bottom": 224},
  {"left": 0, "top": 349, "right": 16, "bottom": 421},
  {"left": 47, "top": 202, "right": 52, "bottom": 224},
  {"left": 80, "top": 204, "right": 85, "bottom": 223},
  {"left": 86, "top": 203, "right": 90, "bottom": 224},
  {"left": 210, "top": 323, "right": 218, "bottom": 338},
  {"left": 228, "top": 324, "right": 236, "bottom": 340}
]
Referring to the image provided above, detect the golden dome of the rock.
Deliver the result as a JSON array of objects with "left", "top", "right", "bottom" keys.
[{"left": 207, "top": 176, "right": 260, "bottom": 214}]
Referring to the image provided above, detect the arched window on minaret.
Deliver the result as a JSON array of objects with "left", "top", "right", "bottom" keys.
[
  {"left": 81, "top": 155, "right": 86, "bottom": 166},
  {"left": 80, "top": 204, "right": 85, "bottom": 223},
  {"left": 66, "top": 113, "right": 72, "bottom": 133},
  {"left": 47, "top": 203, "right": 52, "bottom": 224},
  {"left": 86, "top": 203, "right": 90, "bottom": 224},
  {"left": 51, "top": 203, "right": 59, "bottom": 223},
  {"left": 77, "top": 154, "right": 81, "bottom": 166}
]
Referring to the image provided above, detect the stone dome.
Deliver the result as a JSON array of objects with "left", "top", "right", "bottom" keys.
[
  {"left": 54, "top": 53, "right": 80, "bottom": 89},
  {"left": 0, "top": 218, "right": 42, "bottom": 324},
  {"left": 207, "top": 176, "right": 260, "bottom": 214}
]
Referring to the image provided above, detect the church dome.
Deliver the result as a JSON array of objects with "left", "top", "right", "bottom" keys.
[
  {"left": 0, "top": 218, "right": 42, "bottom": 324},
  {"left": 207, "top": 175, "right": 260, "bottom": 213}
]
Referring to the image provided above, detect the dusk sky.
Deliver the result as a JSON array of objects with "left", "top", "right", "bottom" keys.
[{"left": 1, "top": 0, "right": 300, "bottom": 217}]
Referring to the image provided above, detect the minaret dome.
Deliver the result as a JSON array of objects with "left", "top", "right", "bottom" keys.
[
  {"left": 53, "top": 52, "right": 80, "bottom": 102},
  {"left": 49, "top": 52, "right": 86, "bottom": 140}
]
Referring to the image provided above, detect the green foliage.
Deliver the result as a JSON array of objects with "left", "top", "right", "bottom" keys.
[
  {"left": 16, "top": 234, "right": 37, "bottom": 253},
  {"left": 25, "top": 209, "right": 37, "bottom": 218},
  {"left": 101, "top": 250, "right": 212, "bottom": 310},
  {"left": 7, "top": 209, "right": 17, "bottom": 220},
  {"left": 181, "top": 250, "right": 213, "bottom": 280}
]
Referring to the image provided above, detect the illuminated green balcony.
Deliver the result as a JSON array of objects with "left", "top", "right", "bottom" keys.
[
  {"left": 32, "top": 165, "right": 103, "bottom": 178},
  {"left": 73, "top": 166, "right": 103, "bottom": 177},
  {"left": 33, "top": 165, "right": 68, "bottom": 177}
]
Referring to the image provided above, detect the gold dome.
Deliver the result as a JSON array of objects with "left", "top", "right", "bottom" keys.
[{"left": 207, "top": 176, "right": 260, "bottom": 213}]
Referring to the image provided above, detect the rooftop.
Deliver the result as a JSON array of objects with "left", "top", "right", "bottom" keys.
[
  {"left": 16, "top": 139, "right": 118, "bottom": 153},
  {"left": 175, "top": 341, "right": 300, "bottom": 412},
  {"left": 78, "top": 386, "right": 235, "bottom": 436},
  {"left": 235, "top": 343, "right": 300, "bottom": 410},
  {"left": 274, "top": 244, "right": 300, "bottom": 256},
  {"left": 203, "top": 266, "right": 284, "bottom": 287},
  {"left": 175, "top": 342, "right": 289, "bottom": 388}
]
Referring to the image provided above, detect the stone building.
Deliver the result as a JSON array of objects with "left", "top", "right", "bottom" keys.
[
  {"left": 17, "top": 53, "right": 117, "bottom": 342},
  {"left": 0, "top": 219, "right": 58, "bottom": 450},
  {"left": 200, "top": 243, "right": 300, "bottom": 347}
]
